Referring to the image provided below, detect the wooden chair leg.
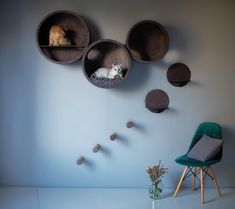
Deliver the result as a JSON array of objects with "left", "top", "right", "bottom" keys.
[
  {"left": 200, "top": 168, "right": 204, "bottom": 203},
  {"left": 174, "top": 166, "right": 188, "bottom": 197},
  {"left": 210, "top": 166, "right": 222, "bottom": 197},
  {"left": 192, "top": 167, "right": 197, "bottom": 191}
]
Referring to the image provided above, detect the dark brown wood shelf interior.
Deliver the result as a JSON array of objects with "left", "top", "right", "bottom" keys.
[
  {"left": 167, "top": 63, "right": 191, "bottom": 87},
  {"left": 39, "top": 45, "right": 85, "bottom": 48},
  {"left": 145, "top": 89, "right": 169, "bottom": 113},
  {"left": 37, "top": 10, "right": 90, "bottom": 64},
  {"left": 82, "top": 39, "right": 131, "bottom": 88},
  {"left": 126, "top": 20, "right": 169, "bottom": 63}
]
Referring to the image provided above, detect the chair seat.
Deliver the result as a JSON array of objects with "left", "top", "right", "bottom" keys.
[{"left": 175, "top": 154, "right": 220, "bottom": 167}]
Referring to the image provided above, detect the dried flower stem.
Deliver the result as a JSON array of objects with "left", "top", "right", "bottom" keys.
[{"left": 146, "top": 161, "right": 168, "bottom": 184}]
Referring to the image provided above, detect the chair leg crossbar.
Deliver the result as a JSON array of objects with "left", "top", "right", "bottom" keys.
[
  {"left": 174, "top": 166, "right": 221, "bottom": 203},
  {"left": 186, "top": 167, "right": 213, "bottom": 182}
]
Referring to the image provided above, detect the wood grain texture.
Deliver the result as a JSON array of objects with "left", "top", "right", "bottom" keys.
[
  {"left": 200, "top": 168, "right": 204, "bottom": 203},
  {"left": 82, "top": 39, "right": 131, "bottom": 88},
  {"left": 210, "top": 166, "right": 222, "bottom": 197},
  {"left": 37, "top": 10, "right": 90, "bottom": 64},
  {"left": 174, "top": 166, "right": 188, "bottom": 197},
  {"left": 167, "top": 63, "right": 191, "bottom": 87},
  {"left": 126, "top": 20, "right": 169, "bottom": 63},
  {"left": 145, "top": 89, "right": 169, "bottom": 113}
]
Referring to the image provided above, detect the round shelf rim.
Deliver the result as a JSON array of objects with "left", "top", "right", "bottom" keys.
[
  {"left": 126, "top": 19, "right": 169, "bottom": 63},
  {"left": 82, "top": 39, "right": 132, "bottom": 88},
  {"left": 36, "top": 10, "right": 90, "bottom": 64}
]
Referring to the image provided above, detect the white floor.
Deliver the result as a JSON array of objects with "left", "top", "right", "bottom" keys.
[{"left": 0, "top": 188, "right": 234, "bottom": 209}]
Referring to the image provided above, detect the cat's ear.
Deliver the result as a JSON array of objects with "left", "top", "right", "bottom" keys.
[{"left": 112, "top": 64, "right": 115, "bottom": 68}]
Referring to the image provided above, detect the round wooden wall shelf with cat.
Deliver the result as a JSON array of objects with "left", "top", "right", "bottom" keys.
[
  {"left": 126, "top": 20, "right": 169, "bottom": 63},
  {"left": 82, "top": 39, "right": 132, "bottom": 88},
  {"left": 36, "top": 10, "right": 90, "bottom": 64},
  {"left": 145, "top": 89, "right": 169, "bottom": 113},
  {"left": 167, "top": 63, "right": 191, "bottom": 87}
]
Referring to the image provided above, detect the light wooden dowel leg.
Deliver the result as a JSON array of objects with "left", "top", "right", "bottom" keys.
[
  {"left": 210, "top": 166, "right": 222, "bottom": 197},
  {"left": 192, "top": 167, "right": 197, "bottom": 191},
  {"left": 174, "top": 166, "right": 188, "bottom": 197},
  {"left": 200, "top": 168, "right": 204, "bottom": 203}
]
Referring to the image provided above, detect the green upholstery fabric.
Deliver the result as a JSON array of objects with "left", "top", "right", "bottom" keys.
[
  {"left": 188, "top": 122, "right": 222, "bottom": 152},
  {"left": 175, "top": 154, "right": 220, "bottom": 167},
  {"left": 175, "top": 122, "right": 223, "bottom": 167}
]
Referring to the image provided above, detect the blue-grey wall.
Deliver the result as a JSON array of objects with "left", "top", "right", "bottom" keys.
[{"left": 0, "top": 0, "right": 235, "bottom": 188}]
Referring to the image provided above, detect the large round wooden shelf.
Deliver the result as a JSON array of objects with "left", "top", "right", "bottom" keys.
[
  {"left": 37, "top": 10, "right": 90, "bottom": 64},
  {"left": 167, "top": 63, "right": 191, "bottom": 87},
  {"left": 126, "top": 20, "right": 169, "bottom": 63},
  {"left": 145, "top": 89, "right": 169, "bottom": 113},
  {"left": 82, "top": 39, "right": 131, "bottom": 88}
]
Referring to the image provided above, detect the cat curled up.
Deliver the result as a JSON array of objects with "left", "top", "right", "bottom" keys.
[{"left": 49, "top": 25, "right": 71, "bottom": 46}]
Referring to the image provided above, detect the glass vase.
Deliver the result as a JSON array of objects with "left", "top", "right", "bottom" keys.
[{"left": 149, "top": 181, "right": 162, "bottom": 200}]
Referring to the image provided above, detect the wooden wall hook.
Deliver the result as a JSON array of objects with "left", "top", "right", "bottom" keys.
[
  {"left": 110, "top": 133, "right": 117, "bottom": 141},
  {"left": 77, "top": 156, "right": 85, "bottom": 165},
  {"left": 93, "top": 144, "right": 101, "bottom": 153},
  {"left": 126, "top": 121, "right": 134, "bottom": 128}
]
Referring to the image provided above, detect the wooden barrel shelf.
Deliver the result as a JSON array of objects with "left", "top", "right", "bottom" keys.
[
  {"left": 82, "top": 39, "right": 131, "bottom": 88},
  {"left": 145, "top": 89, "right": 169, "bottom": 113},
  {"left": 126, "top": 20, "right": 169, "bottom": 63},
  {"left": 36, "top": 10, "right": 90, "bottom": 64},
  {"left": 167, "top": 63, "right": 191, "bottom": 87}
]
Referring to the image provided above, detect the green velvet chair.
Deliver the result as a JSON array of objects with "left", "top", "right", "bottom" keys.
[{"left": 174, "top": 122, "right": 223, "bottom": 203}]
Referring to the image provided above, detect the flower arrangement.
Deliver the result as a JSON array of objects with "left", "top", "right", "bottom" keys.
[{"left": 146, "top": 161, "right": 168, "bottom": 199}]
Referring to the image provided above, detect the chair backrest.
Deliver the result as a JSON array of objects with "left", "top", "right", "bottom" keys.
[{"left": 187, "top": 122, "right": 223, "bottom": 160}]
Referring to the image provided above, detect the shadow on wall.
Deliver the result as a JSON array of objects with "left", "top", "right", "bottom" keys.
[
  {"left": 165, "top": 25, "right": 188, "bottom": 62},
  {"left": 100, "top": 146, "right": 112, "bottom": 157},
  {"left": 132, "top": 121, "right": 148, "bottom": 134},
  {"left": 116, "top": 133, "right": 131, "bottom": 146},
  {"left": 83, "top": 158, "right": 96, "bottom": 171},
  {"left": 220, "top": 124, "right": 235, "bottom": 187},
  {"left": 164, "top": 25, "right": 201, "bottom": 63},
  {"left": 65, "top": 16, "right": 102, "bottom": 70},
  {"left": 83, "top": 15, "right": 102, "bottom": 43},
  {"left": 113, "top": 61, "right": 151, "bottom": 92},
  {"left": 0, "top": 3, "right": 40, "bottom": 185}
]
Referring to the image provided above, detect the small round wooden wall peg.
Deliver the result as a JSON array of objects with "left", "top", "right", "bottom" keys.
[
  {"left": 126, "top": 121, "right": 134, "bottom": 128},
  {"left": 93, "top": 144, "right": 101, "bottom": 153},
  {"left": 77, "top": 156, "right": 85, "bottom": 165},
  {"left": 110, "top": 133, "right": 117, "bottom": 141}
]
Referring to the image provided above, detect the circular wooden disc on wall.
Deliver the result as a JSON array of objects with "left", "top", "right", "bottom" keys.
[
  {"left": 126, "top": 20, "right": 169, "bottom": 63},
  {"left": 145, "top": 89, "right": 169, "bottom": 113},
  {"left": 36, "top": 10, "right": 90, "bottom": 64},
  {"left": 167, "top": 63, "right": 191, "bottom": 87},
  {"left": 82, "top": 39, "right": 132, "bottom": 88}
]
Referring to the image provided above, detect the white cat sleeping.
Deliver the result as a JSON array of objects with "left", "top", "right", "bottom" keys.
[{"left": 94, "top": 64, "right": 124, "bottom": 79}]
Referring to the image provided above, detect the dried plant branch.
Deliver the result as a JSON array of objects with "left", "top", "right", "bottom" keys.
[{"left": 146, "top": 161, "right": 168, "bottom": 184}]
